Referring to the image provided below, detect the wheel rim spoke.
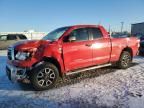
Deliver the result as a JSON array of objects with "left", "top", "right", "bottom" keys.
[
  {"left": 37, "top": 72, "right": 44, "bottom": 78},
  {"left": 38, "top": 79, "right": 45, "bottom": 86},
  {"left": 46, "top": 80, "right": 52, "bottom": 86},
  {"left": 45, "top": 68, "right": 51, "bottom": 74},
  {"left": 49, "top": 73, "right": 55, "bottom": 79}
]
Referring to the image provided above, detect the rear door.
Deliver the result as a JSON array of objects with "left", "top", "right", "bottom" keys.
[
  {"left": 62, "top": 28, "right": 93, "bottom": 71},
  {"left": 89, "top": 28, "right": 111, "bottom": 65}
]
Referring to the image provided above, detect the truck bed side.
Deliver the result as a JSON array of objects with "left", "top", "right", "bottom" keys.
[{"left": 110, "top": 37, "right": 139, "bottom": 62}]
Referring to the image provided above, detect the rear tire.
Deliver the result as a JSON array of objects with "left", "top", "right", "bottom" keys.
[
  {"left": 30, "top": 62, "right": 59, "bottom": 91},
  {"left": 117, "top": 51, "right": 132, "bottom": 69}
]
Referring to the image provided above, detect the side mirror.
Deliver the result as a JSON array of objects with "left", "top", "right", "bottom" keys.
[{"left": 68, "top": 35, "right": 76, "bottom": 42}]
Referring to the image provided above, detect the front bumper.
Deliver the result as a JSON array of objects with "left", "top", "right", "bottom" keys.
[{"left": 6, "top": 64, "right": 27, "bottom": 82}]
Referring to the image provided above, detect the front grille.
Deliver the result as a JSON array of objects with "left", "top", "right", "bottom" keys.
[{"left": 7, "top": 47, "right": 15, "bottom": 60}]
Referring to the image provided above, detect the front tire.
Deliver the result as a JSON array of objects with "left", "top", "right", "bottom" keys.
[
  {"left": 30, "top": 62, "right": 59, "bottom": 91},
  {"left": 118, "top": 51, "right": 132, "bottom": 69}
]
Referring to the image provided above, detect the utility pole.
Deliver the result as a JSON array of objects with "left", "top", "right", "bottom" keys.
[
  {"left": 121, "top": 22, "right": 124, "bottom": 33},
  {"left": 108, "top": 24, "right": 111, "bottom": 33}
]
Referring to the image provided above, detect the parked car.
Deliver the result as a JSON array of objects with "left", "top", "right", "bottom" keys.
[
  {"left": 6, "top": 25, "right": 139, "bottom": 90},
  {"left": 0, "top": 34, "right": 27, "bottom": 50}
]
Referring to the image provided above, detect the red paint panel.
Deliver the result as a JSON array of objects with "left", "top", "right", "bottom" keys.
[
  {"left": 91, "top": 38, "right": 111, "bottom": 65},
  {"left": 62, "top": 40, "right": 92, "bottom": 71}
]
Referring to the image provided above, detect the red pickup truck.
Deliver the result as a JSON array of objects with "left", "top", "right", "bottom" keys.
[{"left": 6, "top": 25, "right": 139, "bottom": 90}]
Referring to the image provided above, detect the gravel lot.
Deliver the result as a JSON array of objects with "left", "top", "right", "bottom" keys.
[{"left": 0, "top": 50, "right": 144, "bottom": 108}]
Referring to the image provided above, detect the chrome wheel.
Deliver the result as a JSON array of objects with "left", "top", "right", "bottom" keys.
[
  {"left": 118, "top": 51, "right": 132, "bottom": 69},
  {"left": 37, "top": 68, "right": 56, "bottom": 87},
  {"left": 30, "top": 62, "right": 59, "bottom": 90},
  {"left": 121, "top": 54, "right": 131, "bottom": 67}
]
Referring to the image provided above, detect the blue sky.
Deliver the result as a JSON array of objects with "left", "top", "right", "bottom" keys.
[{"left": 0, "top": 0, "right": 144, "bottom": 32}]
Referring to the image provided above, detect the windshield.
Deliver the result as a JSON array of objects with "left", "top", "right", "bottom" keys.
[{"left": 42, "top": 27, "right": 70, "bottom": 41}]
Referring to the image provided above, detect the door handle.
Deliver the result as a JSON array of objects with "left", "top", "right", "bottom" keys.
[{"left": 85, "top": 44, "right": 92, "bottom": 47}]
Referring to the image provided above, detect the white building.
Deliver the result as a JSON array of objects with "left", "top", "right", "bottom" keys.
[{"left": 0, "top": 32, "right": 47, "bottom": 40}]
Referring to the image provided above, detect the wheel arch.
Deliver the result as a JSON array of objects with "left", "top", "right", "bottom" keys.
[
  {"left": 42, "top": 57, "right": 63, "bottom": 77},
  {"left": 32, "top": 56, "right": 63, "bottom": 78},
  {"left": 120, "top": 47, "right": 133, "bottom": 60}
]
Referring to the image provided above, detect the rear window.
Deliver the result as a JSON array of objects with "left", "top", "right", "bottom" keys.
[{"left": 18, "top": 35, "right": 27, "bottom": 39}]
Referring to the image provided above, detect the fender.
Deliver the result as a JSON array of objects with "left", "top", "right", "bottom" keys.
[{"left": 41, "top": 44, "right": 66, "bottom": 73}]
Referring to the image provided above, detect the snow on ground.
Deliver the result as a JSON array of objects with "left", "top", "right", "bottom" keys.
[
  {"left": 0, "top": 50, "right": 144, "bottom": 108},
  {"left": 0, "top": 50, "right": 7, "bottom": 77}
]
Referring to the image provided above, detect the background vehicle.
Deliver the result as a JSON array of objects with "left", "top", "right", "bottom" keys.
[
  {"left": 111, "top": 32, "right": 131, "bottom": 38},
  {"left": 132, "top": 34, "right": 144, "bottom": 54},
  {"left": 0, "top": 34, "right": 27, "bottom": 50},
  {"left": 139, "top": 35, "right": 144, "bottom": 54},
  {"left": 6, "top": 25, "right": 139, "bottom": 90}
]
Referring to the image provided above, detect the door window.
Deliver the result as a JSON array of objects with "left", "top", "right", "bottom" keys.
[
  {"left": 0, "top": 35, "right": 7, "bottom": 41},
  {"left": 70, "top": 28, "right": 89, "bottom": 42},
  {"left": 90, "top": 28, "right": 103, "bottom": 39},
  {"left": 7, "top": 35, "right": 17, "bottom": 40}
]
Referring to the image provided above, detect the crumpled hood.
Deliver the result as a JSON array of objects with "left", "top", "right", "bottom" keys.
[{"left": 11, "top": 40, "right": 51, "bottom": 51}]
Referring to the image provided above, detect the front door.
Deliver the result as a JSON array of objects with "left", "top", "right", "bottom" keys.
[{"left": 62, "top": 28, "right": 93, "bottom": 71}]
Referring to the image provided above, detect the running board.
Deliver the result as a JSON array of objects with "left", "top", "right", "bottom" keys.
[{"left": 66, "top": 63, "right": 112, "bottom": 76}]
